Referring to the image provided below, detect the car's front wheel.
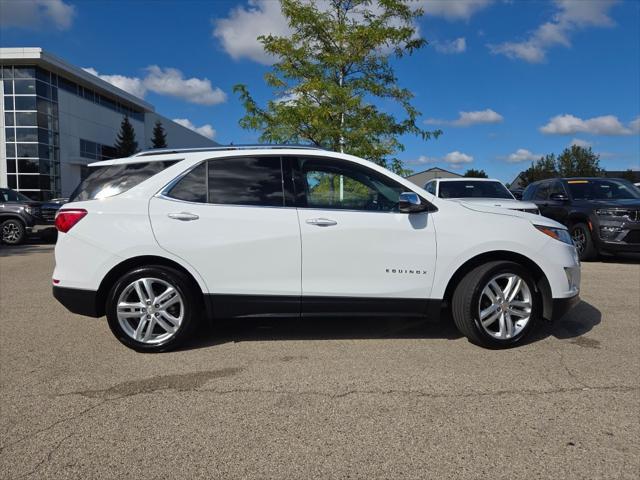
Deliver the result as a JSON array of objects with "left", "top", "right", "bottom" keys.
[
  {"left": 105, "top": 266, "right": 200, "bottom": 352},
  {"left": 452, "top": 261, "right": 539, "bottom": 348},
  {"left": 1, "top": 219, "right": 26, "bottom": 245},
  {"left": 570, "top": 223, "right": 596, "bottom": 261}
]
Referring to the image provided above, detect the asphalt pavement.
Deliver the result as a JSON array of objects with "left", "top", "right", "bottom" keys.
[{"left": 0, "top": 244, "right": 638, "bottom": 479}]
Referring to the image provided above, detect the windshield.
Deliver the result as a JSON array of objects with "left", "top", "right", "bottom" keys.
[
  {"left": 565, "top": 179, "right": 640, "bottom": 200},
  {"left": 438, "top": 181, "right": 514, "bottom": 199},
  {"left": 1, "top": 188, "right": 33, "bottom": 202},
  {"left": 70, "top": 161, "right": 177, "bottom": 202}
]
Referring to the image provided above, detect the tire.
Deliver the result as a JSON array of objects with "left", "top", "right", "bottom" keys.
[
  {"left": 1, "top": 219, "right": 26, "bottom": 245},
  {"left": 451, "top": 261, "right": 540, "bottom": 348},
  {"left": 105, "top": 265, "right": 201, "bottom": 352},
  {"left": 570, "top": 223, "right": 597, "bottom": 261}
]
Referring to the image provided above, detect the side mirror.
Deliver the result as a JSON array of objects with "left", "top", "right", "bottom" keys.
[
  {"left": 398, "top": 192, "right": 427, "bottom": 213},
  {"left": 549, "top": 193, "right": 569, "bottom": 202}
]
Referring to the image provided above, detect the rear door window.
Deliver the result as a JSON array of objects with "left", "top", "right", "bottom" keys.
[
  {"left": 208, "top": 156, "right": 284, "bottom": 207},
  {"left": 70, "top": 161, "right": 177, "bottom": 201}
]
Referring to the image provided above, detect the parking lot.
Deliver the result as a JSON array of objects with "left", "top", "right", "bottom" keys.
[{"left": 0, "top": 244, "right": 638, "bottom": 479}]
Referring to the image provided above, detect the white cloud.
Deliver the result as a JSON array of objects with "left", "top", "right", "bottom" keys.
[
  {"left": 432, "top": 37, "right": 466, "bottom": 54},
  {"left": 0, "top": 0, "right": 75, "bottom": 30},
  {"left": 540, "top": 114, "right": 633, "bottom": 136},
  {"left": 173, "top": 118, "right": 217, "bottom": 140},
  {"left": 443, "top": 151, "right": 474, "bottom": 166},
  {"left": 630, "top": 116, "right": 640, "bottom": 133},
  {"left": 144, "top": 66, "right": 226, "bottom": 106},
  {"left": 425, "top": 108, "right": 503, "bottom": 127},
  {"left": 418, "top": 0, "right": 493, "bottom": 21},
  {"left": 411, "top": 151, "right": 474, "bottom": 167},
  {"left": 212, "top": 0, "right": 290, "bottom": 65},
  {"left": 489, "top": 0, "right": 618, "bottom": 63},
  {"left": 83, "top": 66, "right": 226, "bottom": 106},
  {"left": 570, "top": 138, "right": 592, "bottom": 148},
  {"left": 504, "top": 148, "right": 542, "bottom": 163},
  {"left": 213, "top": 0, "right": 491, "bottom": 64},
  {"left": 83, "top": 68, "right": 147, "bottom": 99}
]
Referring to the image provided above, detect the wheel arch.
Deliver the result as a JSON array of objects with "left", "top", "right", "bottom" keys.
[
  {"left": 96, "top": 255, "right": 210, "bottom": 318},
  {"left": 566, "top": 212, "right": 591, "bottom": 228},
  {"left": 0, "top": 214, "right": 27, "bottom": 224},
  {"left": 442, "top": 250, "right": 553, "bottom": 322}
]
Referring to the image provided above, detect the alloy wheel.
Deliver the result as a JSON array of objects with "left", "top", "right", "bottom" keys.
[
  {"left": 478, "top": 273, "right": 532, "bottom": 340},
  {"left": 116, "top": 277, "right": 184, "bottom": 345},
  {"left": 572, "top": 227, "right": 586, "bottom": 254},
  {"left": 2, "top": 223, "right": 21, "bottom": 244}
]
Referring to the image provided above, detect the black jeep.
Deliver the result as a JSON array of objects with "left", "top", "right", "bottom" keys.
[{"left": 523, "top": 178, "right": 640, "bottom": 260}]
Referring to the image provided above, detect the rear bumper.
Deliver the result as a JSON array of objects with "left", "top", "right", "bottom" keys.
[
  {"left": 53, "top": 286, "right": 101, "bottom": 318},
  {"left": 551, "top": 294, "right": 580, "bottom": 321}
]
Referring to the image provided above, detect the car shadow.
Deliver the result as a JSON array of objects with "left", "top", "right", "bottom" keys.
[
  {"left": 182, "top": 314, "right": 463, "bottom": 351},
  {"left": 0, "top": 241, "right": 55, "bottom": 257},
  {"left": 523, "top": 300, "right": 602, "bottom": 346},
  {"left": 597, "top": 253, "right": 640, "bottom": 265},
  {"left": 179, "top": 300, "right": 602, "bottom": 351}
]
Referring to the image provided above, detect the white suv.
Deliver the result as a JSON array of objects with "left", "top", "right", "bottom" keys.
[
  {"left": 424, "top": 178, "right": 540, "bottom": 214},
  {"left": 52, "top": 146, "right": 580, "bottom": 352}
]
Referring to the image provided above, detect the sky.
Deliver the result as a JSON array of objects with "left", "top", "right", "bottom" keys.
[{"left": 0, "top": 0, "right": 638, "bottom": 183}]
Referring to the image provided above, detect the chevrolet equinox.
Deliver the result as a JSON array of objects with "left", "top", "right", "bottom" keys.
[{"left": 52, "top": 146, "right": 581, "bottom": 352}]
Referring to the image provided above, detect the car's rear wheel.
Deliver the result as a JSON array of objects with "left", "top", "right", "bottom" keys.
[
  {"left": 106, "top": 266, "right": 200, "bottom": 352},
  {"left": 1, "top": 219, "right": 26, "bottom": 245},
  {"left": 452, "top": 261, "right": 539, "bottom": 348},
  {"left": 570, "top": 223, "right": 596, "bottom": 261}
]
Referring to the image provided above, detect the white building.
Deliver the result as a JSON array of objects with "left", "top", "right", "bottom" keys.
[{"left": 0, "top": 48, "right": 217, "bottom": 200}]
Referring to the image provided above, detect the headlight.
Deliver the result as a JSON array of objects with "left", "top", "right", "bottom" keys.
[
  {"left": 595, "top": 209, "right": 630, "bottom": 218},
  {"left": 534, "top": 225, "right": 573, "bottom": 246}
]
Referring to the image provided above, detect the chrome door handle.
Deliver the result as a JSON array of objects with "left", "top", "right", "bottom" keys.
[
  {"left": 168, "top": 212, "right": 199, "bottom": 221},
  {"left": 306, "top": 218, "right": 337, "bottom": 227}
]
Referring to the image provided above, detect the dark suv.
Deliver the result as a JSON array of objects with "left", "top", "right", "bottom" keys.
[
  {"left": 0, "top": 188, "right": 62, "bottom": 245},
  {"left": 523, "top": 178, "right": 640, "bottom": 260}
]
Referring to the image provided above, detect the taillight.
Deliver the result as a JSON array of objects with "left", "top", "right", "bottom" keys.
[{"left": 55, "top": 209, "right": 87, "bottom": 233}]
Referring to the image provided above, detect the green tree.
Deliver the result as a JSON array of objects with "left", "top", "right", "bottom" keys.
[
  {"left": 234, "top": 0, "right": 440, "bottom": 174},
  {"left": 151, "top": 120, "right": 167, "bottom": 149},
  {"left": 556, "top": 145, "right": 601, "bottom": 177},
  {"left": 463, "top": 168, "right": 488, "bottom": 178},
  {"left": 114, "top": 116, "right": 138, "bottom": 157},
  {"left": 521, "top": 154, "right": 558, "bottom": 187}
]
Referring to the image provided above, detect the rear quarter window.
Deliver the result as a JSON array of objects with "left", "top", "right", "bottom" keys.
[{"left": 70, "top": 161, "right": 177, "bottom": 201}]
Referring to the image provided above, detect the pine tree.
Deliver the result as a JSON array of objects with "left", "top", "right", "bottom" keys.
[
  {"left": 151, "top": 120, "right": 168, "bottom": 149},
  {"left": 234, "top": 0, "right": 440, "bottom": 174},
  {"left": 114, "top": 116, "right": 138, "bottom": 157}
]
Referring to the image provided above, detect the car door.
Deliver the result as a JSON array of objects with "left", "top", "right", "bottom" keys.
[
  {"left": 149, "top": 156, "right": 301, "bottom": 318},
  {"left": 544, "top": 181, "right": 570, "bottom": 224},
  {"left": 531, "top": 181, "right": 552, "bottom": 217},
  {"left": 290, "top": 156, "right": 437, "bottom": 316}
]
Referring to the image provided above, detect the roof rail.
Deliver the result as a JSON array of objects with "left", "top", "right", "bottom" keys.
[{"left": 132, "top": 144, "right": 324, "bottom": 158}]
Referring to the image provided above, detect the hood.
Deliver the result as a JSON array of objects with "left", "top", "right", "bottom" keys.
[
  {"left": 458, "top": 201, "right": 566, "bottom": 229},
  {"left": 451, "top": 198, "right": 538, "bottom": 210}
]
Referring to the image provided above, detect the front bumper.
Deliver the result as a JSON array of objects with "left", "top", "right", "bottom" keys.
[
  {"left": 593, "top": 216, "right": 640, "bottom": 253},
  {"left": 551, "top": 294, "right": 580, "bottom": 321},
  {"left": 53, "top": 286, "right": 101, "bottom": 317}
]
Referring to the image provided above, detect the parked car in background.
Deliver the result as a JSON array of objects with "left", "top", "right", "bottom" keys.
[
  {"left": 0, "top": 188, "right": 63, "bottom": 245},
  {"left": 523, "top": 178, "right": 640, "bottom": 260},
  {"left": 510, "top": 188, "right": 524, "bottom": 200},
  {"left": 424, "top": 178, "right": 539, "bottom": 214},
  {"left": 52, "top": 146, "right": 580, "bottom": 352}
]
